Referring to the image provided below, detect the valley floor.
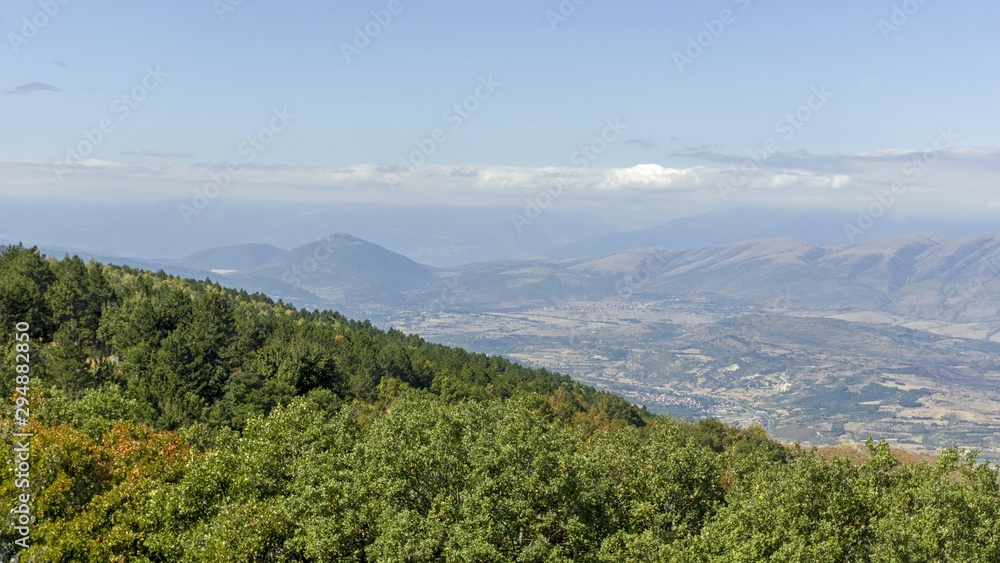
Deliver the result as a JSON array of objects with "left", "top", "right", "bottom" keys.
[{"left": 388, "top": 297, "right": 1000, "bottom": 460}]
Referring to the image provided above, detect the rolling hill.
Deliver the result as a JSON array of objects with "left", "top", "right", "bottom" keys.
[
  {"left": 177, "top": 243, "right": 286, "bottom": 272},
  {"left": 247, "top": 233, "right": 438, "bottom": 311}
]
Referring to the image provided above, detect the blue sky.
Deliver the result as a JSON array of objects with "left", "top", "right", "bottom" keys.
[{"left": 1, "top": 0, "right": 998, "bottom": 226}]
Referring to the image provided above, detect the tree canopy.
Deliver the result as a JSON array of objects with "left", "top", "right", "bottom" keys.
[{"left": 2, "top": 245, "right": 999, "bottom": 561}]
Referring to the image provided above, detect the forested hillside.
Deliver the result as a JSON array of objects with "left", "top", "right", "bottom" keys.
[{"left": 3, "top": 245, "right": 1000, "bottom": 562}]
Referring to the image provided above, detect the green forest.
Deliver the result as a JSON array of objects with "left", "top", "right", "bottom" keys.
[{"left": 3, "top": 244, "right": 1000, "bottom": 562}]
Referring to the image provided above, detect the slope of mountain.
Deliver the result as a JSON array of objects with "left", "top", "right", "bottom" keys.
[
  {"left": 12, "top": 231, "right": 1000, "bottom": 456},
  {"left": 17, "top": 230, "right": 1000, "bottom": 330},
  {"left": 177, "top": 243, "right": 285, "bottom": 272},
  {"left": 248, "top": 233, "right": 439, "bottom": 309},
  {"left": 1, "top": 242, "right": 332, "bottom": 315},
  {"left": 414, "top": 233, "right": 1000, "bottom": 328},
  {"left": 815, "top": 233, "right": 948, "bottom": 292},
  {"left": 10, "top": 245, "right": 997, "bottom": 559}
]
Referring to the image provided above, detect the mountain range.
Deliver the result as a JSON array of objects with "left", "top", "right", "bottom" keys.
[
  {"left": 12, "top": 229, "right": 1000, "bottom": 336},
  {"left": 6, "top": 201, "right": 1000, "bottom": 267},
  {"left": 10, "top": 227, "right": 1000, "bottom": 455}
]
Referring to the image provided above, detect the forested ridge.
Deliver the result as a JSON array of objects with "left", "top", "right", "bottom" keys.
[{"left": 2, "top": 244, "right": 1000, "bottom": 562}]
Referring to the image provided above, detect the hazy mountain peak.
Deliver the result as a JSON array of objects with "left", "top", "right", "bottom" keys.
[
  {"left": 248, "top": 233, "right": 437, "bottom": 310},
  {"left": 322, "top": 232, "right": 366, "bottom": 244}
]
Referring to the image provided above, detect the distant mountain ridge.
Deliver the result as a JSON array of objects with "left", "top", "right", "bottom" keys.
[
  {"left": 549, "top": 208, "right": 1000, "bottom": 258},
  {"left": 16, "top": 229, "right": 1000, "bottom": 334},
  {"left": 2, "top": 202, "right": 619, "bottom": 267},
  {"left": 403, "top": 232, "right": 1000, "bottom": 329},
  {"left": 16, "top": 230, "right": 1000, "bottom": 452},
  {"left": 246, "top": 233, "right": 437, "bottom": 310},
  {"left": 11, "top": 201, "right": 1000, "bottom": 267}
]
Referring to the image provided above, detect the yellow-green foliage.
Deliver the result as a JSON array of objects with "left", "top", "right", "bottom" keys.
[{"left": 3, "top": 246, "right": 1000, "bottom": 561}]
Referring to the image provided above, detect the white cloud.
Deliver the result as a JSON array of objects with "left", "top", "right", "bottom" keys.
[
  {"left": 1, "top": 147, "right": 997, "bottom": 222},
  {"left": 601, "top": 164, "right": 700, "bottom": 189}
]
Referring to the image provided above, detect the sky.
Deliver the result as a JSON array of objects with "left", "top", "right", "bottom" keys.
[{"left": 1, "top": 0, "right": 999, "bottom": 231}]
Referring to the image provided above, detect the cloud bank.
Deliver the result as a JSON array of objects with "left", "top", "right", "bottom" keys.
[{"left": 1, "top": 145, "right": 997, "bottom": 225}]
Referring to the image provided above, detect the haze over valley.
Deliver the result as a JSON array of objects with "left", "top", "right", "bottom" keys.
[
  {"left": 13, "top": 211, "right": 1000, "bottom": 458},
  {"left": 5, "top": 1, "right": 1000, "bottom": 557}
]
